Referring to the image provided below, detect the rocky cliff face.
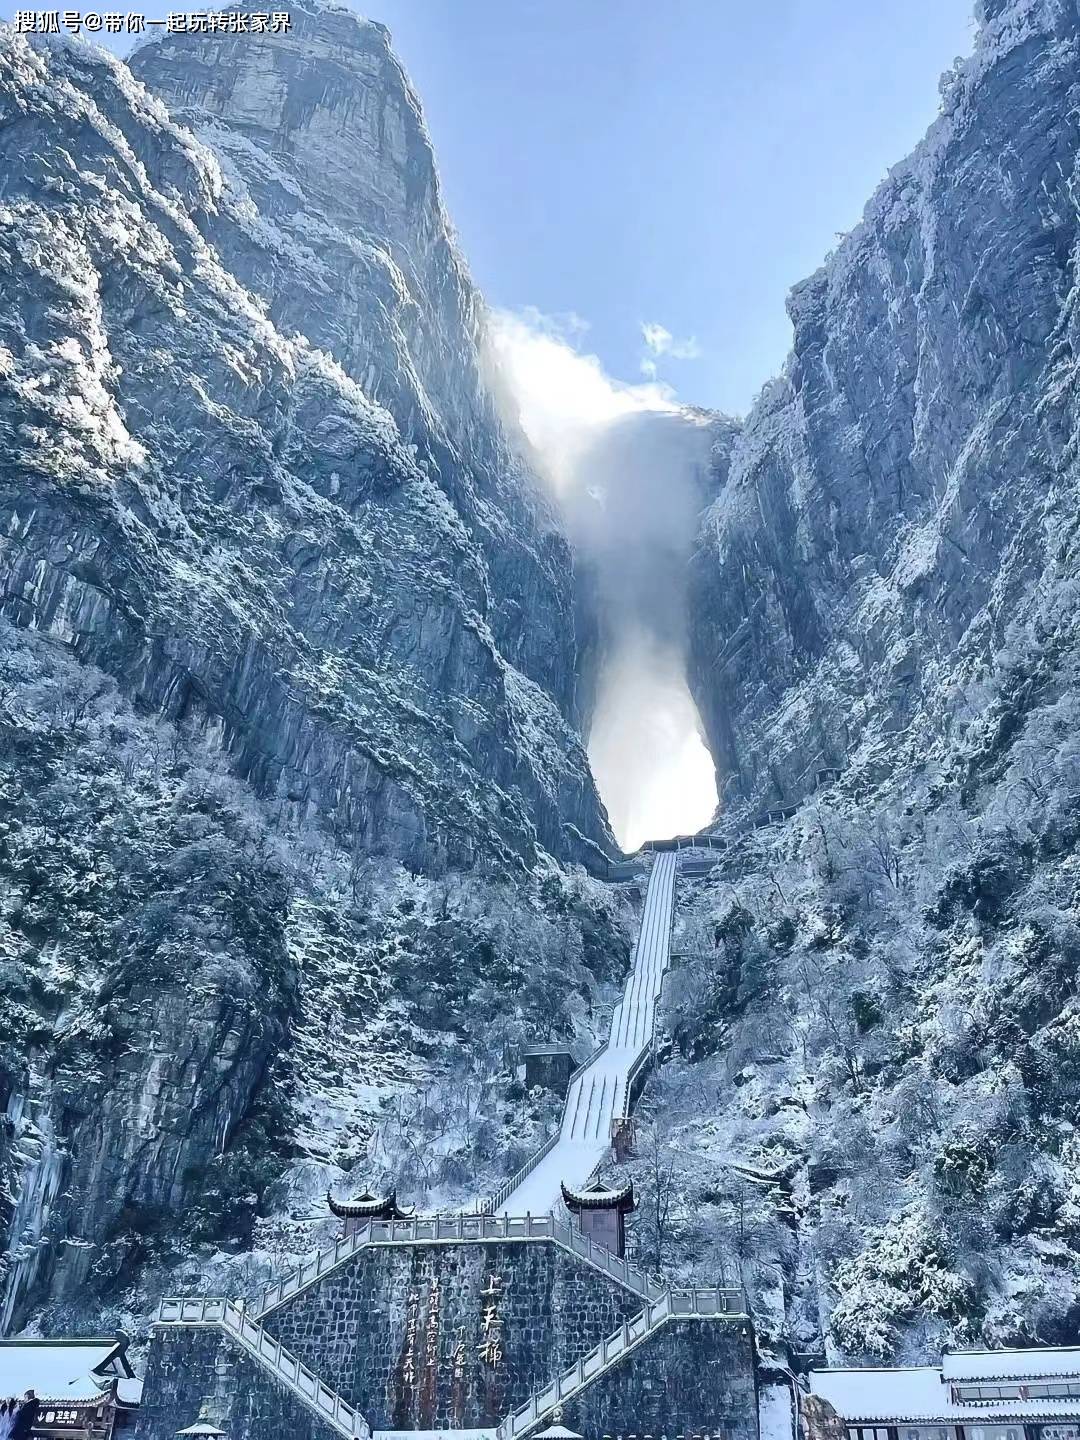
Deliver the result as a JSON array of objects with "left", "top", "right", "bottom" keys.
[
  {"left": 6, "top": 0, "right": 1080, "bottom": 1371},
  {"left": 643, "top": 0, "right": 1080, "bottom": 1363},
  {"left": 130, "top": 5, "right": 595, "bottom": 749},
  {"left": 689, "top": 0, "right": 1080, "bottom": 817},
  {"left": 0, "top": 12, "right": 624, "bottom": 1334},
  {"left": 1, "top": 8, "right": 609, "bottom": 874}
]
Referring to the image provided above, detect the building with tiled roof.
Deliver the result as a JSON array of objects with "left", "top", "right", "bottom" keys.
[{"left": 809, "top": 1347, "right": 1080, "bottom": 1440}]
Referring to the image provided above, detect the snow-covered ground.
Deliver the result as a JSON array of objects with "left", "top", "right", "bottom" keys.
[
  {"left": 757, "top": 1384, "right": 795, "bottom": 1440},
  {"left": 496, "top": 851, "right": 677, "bottom": 1213},
  {"left": 375, "top": 1431, "right": 496, "bottom": 1440}
]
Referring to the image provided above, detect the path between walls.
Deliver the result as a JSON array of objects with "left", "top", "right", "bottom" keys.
[{"left": 493, "top": 850, "right": 678, "bottom": 1215}]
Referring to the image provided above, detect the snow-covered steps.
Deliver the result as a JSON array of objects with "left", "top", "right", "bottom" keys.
[
  {"left": 155, "top": 1296, "right": 361, "bottom": 1438},
  {"left": 490, "top": 851, "right": 678, "bottom": 1216},
  {"left": 496, "top": 1288, "right": 750, "bottom": 1440},
  {"left": 148, "top": 1227, "right": 750, "bottom": 1439},
  {"left": 256, "top": 1211, "right": 661, "bottom": 1319}
]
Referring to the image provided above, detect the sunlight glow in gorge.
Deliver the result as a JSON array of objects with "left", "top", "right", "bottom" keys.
[
  {"left": 587, "top": 636, "right": 718, "bottom": 852},
  {"left": 488, "top": 310, "right": 720, "bottom": 850}
]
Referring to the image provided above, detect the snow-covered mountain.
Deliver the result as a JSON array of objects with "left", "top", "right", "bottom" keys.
[
  {"left": 689, "top": 0, "right": 1080, "bottom": 820},
  {"left": 637, "top": 0, "right": 1080, "bottom": 1363},
  {"left": 0, "top": 8, "right": 624, "bottom": 1334},
  {"left": 3, "top": 0, "right": 1080, "bottom": 1372},
  {"left": 1, "top": 6, "right": 609, "bottom": 873}
]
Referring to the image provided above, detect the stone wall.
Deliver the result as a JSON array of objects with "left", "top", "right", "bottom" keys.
[
  {"left": 560, "top": 1319, "right": 758, "bottom": 1440},
  {"left": 261, "top": 1238, "right": 643, "bottom": 1428},
  {"left": 524, "top": 1050, "right": 575, "bottom": 1098},
  {"left": 133, "top": 1324, "right": 342, "bottom": 1440}
]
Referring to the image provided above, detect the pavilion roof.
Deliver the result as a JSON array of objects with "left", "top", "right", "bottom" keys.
[
  {"left": 561, "top": 1177, "right": 636, "bottom": 1213},
  {"left": 327, "top": 1186, "right": 414, "bottom": 1220}
]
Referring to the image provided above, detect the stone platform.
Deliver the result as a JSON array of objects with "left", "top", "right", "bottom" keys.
[{"left": 133, "top": 1220, "right": 756, "bottom": 1440}]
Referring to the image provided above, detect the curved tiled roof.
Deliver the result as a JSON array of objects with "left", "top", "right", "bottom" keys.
[
  {"left": 326, "top": 1187, "right": 414, "bottom": 1220},
  {"left": 0, "top": 1336, "right": 133, "bottom": 1405},
  {"left": 560, "top": 1177, "right": 636, "bottom": 1213},
  {"left": 942, "top": 1347, "right": 1080, "bottom": 1383}
]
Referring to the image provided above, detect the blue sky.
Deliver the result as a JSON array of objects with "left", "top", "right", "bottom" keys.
[
  {"left": 3, "top": 0, "right": 977, "bottom": 412},
  {"left": 365, "top": 0, "right": 977, "bottom": 414}
]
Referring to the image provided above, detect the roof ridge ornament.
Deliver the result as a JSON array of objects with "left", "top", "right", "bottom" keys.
[{"left": 326, "top": 1185, "right": 415, "bottom": 1221}]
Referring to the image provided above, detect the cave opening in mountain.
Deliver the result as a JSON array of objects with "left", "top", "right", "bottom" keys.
[
  {"left": 586, "top": 627, "right": 718, "bottom": 852},
  {"left": 569, "top": 411, "right": 719, "bottom": 851},
  {"left": 486, "top": 314, "right": 720, "bottom": 851}
]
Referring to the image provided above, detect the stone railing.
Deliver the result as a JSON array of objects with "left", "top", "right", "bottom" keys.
[
  {"left": 157, "top": 1296, "right": 360, "bottom": 1438},
  {"left": 159, "top": 1279, "right": 748, "bottom": 1440},
  {"left": 613, "top": 858, "right": 674, "bottom": 1130},
  {"left": 614, "top": 1038, "right": 654, "bottom": 1133},
  {"left": 641, "top": 834, "right": 730, "bottom": 853},
  {"left": 481, "top": 1034, "right": 610, "bottom": 1215},
  {"left": 483, "top": 1128, "right": 562, "bottom": 1217},
  {"left": 494, "top": 852, "right": 677, "bottom": 1209},
  {"left": 613, "top": 960, "right": 667, "bottom": 1126},
  {"left": 256, "top": 1211, "right": 663, "bottom": 1318},
  {"left": 496, "top": 1287, "right": 747, "bottom": 1440}
]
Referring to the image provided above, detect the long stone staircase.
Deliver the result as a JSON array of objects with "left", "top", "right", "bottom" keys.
[
  {"left": 157, "top": 1260, "right": 745, "bottom": 1440},
  {"left": 497, "top": 1287, "right": 745, "bottom": 1440},
  {"left": 147, "top": 845, "right": 747, "bottom": 1440},
  {"left": 157, "top": 1295, "right": 361, "bottom": 1438},
  {"left": 488, "top": 850, "right": 677, "bottom": 1216}
]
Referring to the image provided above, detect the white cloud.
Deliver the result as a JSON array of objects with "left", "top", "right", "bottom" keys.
[
  {"left": 483, "top": 305, "right": 719, "bottom": 850},
  {"left": 640, "top": 321, "right": 702, "bottom": 376},
  {"left": 485, "top": 307, "right": 677, "bottom": 495}
]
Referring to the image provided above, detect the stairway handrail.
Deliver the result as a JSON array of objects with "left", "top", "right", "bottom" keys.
[
  {"left": 482, "top": 1031, "right": 612, "bottom": 1216},
  {"left": 615, "top": 1036, "right": 654, "bottom": 1128},
  {"left": 158, "top": 1280, "right": 746, "bottom": 1440},
  {"left": 254, "top": 1209, "right": 660, "bottom": 1318},
  {"left": 487, "top": 853, "right": 674, "bottom": 1219},
  {"left": 156, "top": 1296, "right": 360, "bottom": 1438},
  {"left": 483, "top": 1127, "right": 562, "bottom": 1217},
  {"left": 495, "top": 1284, "right": 747, "bottom": 1440},
  {"left": 613, "top": 856, "right": 675, "bottom": 1127}
]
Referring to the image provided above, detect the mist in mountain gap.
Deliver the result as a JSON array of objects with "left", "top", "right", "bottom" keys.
[{"left": 486, "top": 310, "right": 719, "bottom": 850}]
